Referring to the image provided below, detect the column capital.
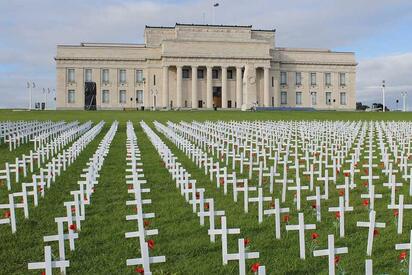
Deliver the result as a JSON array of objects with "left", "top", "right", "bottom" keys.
[
  {"left": 221, "top": 65, "right": 228, "bottom": 69},
  {"left": 176, "top": 65, "right": 183, "bottom": 69},
  {"left": 206, "top": 65, "right": 214, "bottom": 69}
]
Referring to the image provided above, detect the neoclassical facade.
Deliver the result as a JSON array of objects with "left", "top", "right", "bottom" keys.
[{"left": 55, "top": 23, "right": 357, "bottom": 110}]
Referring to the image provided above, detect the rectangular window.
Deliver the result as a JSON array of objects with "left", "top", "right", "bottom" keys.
[
  {"left": 280, "top": 72, "right": 287, "bottom": 85},
  {"left": 68, "top": 90, "right": 75, "bottom": 103},
  {"left": 136, "top": 90, "right": 144, "bottom": 103},
  {"left": 281, "top": 91, "right": 287, "bottom": 105},
  {"left": 102, "top": 69, "right": 109, "bottom": 83},
  {"left": 136, "top": 70, "right": 143, "bottom": 82},
  {"left": 340, "top": 73, "right": 346, "bottom": 86},
  {"left": 340, "top": 92, "right": 347, "bottom": 105},
  {"left": 212, "top": 69, "right": 219, "bottom": 79},
  {"left": 119, "top": 69, "right": 126, "bottom": 83},
  {"left": 119, "top": 90, "right": 126, "bottom": 104},
  {"left": 228, "top": 100, "right": 232, "bottom": 108},
  {"left": 311, "top": 92, "right": 317, "bottom": 105},
  {"left": 296, "top": 92, "right": 302, "bottom": 105},
  {"left": 67, "top": 69, "right": 75, "bottom": 83},
  {"left": 310, "top": 73, "right": 317, "bottom": 86},
  {"left": 272, "top": 77, "right": 274, "bottom": 87},
  {"left": 227, "top": 70, "right": 233, "bottom": 80},
  {"left": 84, "top": 69, "right": 92, "bottom": 82},
  {"left": 325, "top": 73, "right": 331, "bottom": 86},
  {"left": 326, "top": 92, "right": 332, "bottom": 105},
  {"left": 153, "top": 75, "right": 156, "bottom": 86},
  {"left": 182, "top": 69, "right": 190, "bottom": 79},
  {"left": 197, "top": 69, "right": 204, "bottom": 79},
  {"left": 102, "top": 90, "right": 110, "bottom": 103},
  {"left": 296, "top": 72, "right": 302, "bottom": 86}
]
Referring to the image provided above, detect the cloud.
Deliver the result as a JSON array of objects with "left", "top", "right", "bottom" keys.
[{"left": 0, "top": 0, "right": 412, "bottom": 108}]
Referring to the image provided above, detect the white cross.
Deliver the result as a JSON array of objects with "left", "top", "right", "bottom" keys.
[
  {"left": 275, "top": 164, "right": 293, "bottom": 203},
  {"left": 28, "top": 246, "right": 70, "bottom": 275},
  {"left": 402, "top": 167, "right": 412, "bottom": 196},
  {"left": 288, "top": 177, "right": 308, "bottom": 211},
  {"left": 225, "top": 238, "right": 260, "bottom": 275},
  {"left": 365, "top": 259, "right": 373, "bottom": 275},
  {"left": 0, "top": 194, "right": 17, "bottom": 233},
  {"left": 317, "top": 169, "right": 333, "bottom": 200},
  {"left": 356, "top": 210, "right": 386, "bottom": 256},
  {"left": 328, "top": 196, "right": 348, "bottom": 238},
  {"left": 264, "top": 198, "right": 289, "bottom": 239},
  {"left": 286, "top": 213, "right": 316, "bottom": 259},
  {"left": 306, "top": 186, "right": 322, "bottom": 222},
  {"left": 336, "top": 177, "right": 354, "bottom": 211},
  {"left": 197, "top": 198, "right": 225, "bottom": 242},
  {"left": 236, "top": 179, "right": 257, "bottom": 213},
  {"left": 208, "top": 216, "right": 240, "bottom": 265},
  {"left": 395, "top": 230, "right": 412, "bottom": 275},
  {"left": 388, "top": 194, "right": 412, "bottom": 235},
  {"left": 360, "top": 184, "right": 382, "bottom": 210},
  {"left": 248, "top": 187, "right": 272, "bottom": 223},
  {"left": 126, "top": 241, "right": 166, "bottom": 275},
  {"left": 313, "top": 234, "right": 348, "bottom": 275}
]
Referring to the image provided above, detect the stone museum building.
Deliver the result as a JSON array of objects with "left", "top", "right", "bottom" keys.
[{"left": 55, "top": 23, "right": 357, "bottom": 110}]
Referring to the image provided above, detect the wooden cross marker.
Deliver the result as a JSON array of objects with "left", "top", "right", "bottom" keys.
[
  {"left": 126, "top": 241, "right": 166, "bottom": 275},
  {"left": 395, "top": 230, "right": 412, "bottom": 275},
  {"left": 388, "top": 194, "right": 412, "bottom": 234},
  {"left": 264, "top": 198, "right": 289, "bottom": 239},
  {"left": 28, "top": 246, "right": 70, "bottom": 275},
  {"left": 248, "top": 187, "right": 272, "bottom": 223},
  {"left": 313, "top": 234, "right": 348, "bottom": 275},
  {"left": 356, "top": 210, "right": 386, "bottom": 256},
  {"left": 365, "top": 259, "right": 373, "bottom": 275},
  {"left": 208, "top": 216, "right": 240, "bottom": 265},
  {"left": 336, "top": 177, "right": 355, "bottom": 211},
  {"left": 197, "top": 199, "right": 225, "bottom": 242},
  {"left": 0, "top": 194, "right": 17, "bottom": 233},
  {"left": 306, "top": 186, "right": 322, "bottom": 222},
  {"left": 288, "top": 177, "right": 309, "bottom": 211},
  {"left": 360, "top": 184, "right": 382, "bottom": 210},
  {"left": 328, "top": 196, "right": 348, "bottom": 238},
  {"left": 286, "top": 213, "right": 316, "bottom": 259},
  {"left": 225, "top": 238, "right": 260, "bottom": 275}
]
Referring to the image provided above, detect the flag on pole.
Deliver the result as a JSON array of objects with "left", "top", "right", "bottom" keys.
[{"left": 213, "top": 3, "right": 219, "bottom": 7}]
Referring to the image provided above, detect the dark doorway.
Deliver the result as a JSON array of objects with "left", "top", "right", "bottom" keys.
[
  {"left": 84, "top": 82, "right": 96, "bottom": 110},
  {"left": 198, "top": 100, "right": 203, "bottom": 108},
  {"left": 213, "top": 87, "right": 222, "bottom": 108}
]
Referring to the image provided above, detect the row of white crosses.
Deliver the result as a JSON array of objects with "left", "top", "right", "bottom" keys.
[
  {"left": 0, "top": 121, "right": 92, "bottom": 191},
  {"left": 31, "top": 121, "right": 80, "bottom": 150},
  {"left": 2, "top": 120, "right": 66, "bottom": 151},
  {"left": 142, "top": 121, "right": 266, "bottom": 275},
  {"left": 0, "top": 121, "right": 102, "bottom": 234},
  {"left": 124, "top": 121, "right": 165, "bottom": 274},
  {"left": 27, "top": 121, "right": 118, "bottom": 275},
  {"left": 162, "top": 120, "right": 412, "bottom": 273}
]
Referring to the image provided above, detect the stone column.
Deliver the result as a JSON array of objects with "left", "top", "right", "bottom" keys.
[
  {"left": 191, "top": 66, "right": 198, "bottom": 109},
  {"left": 176, "top": 65, "right": 182, "bottom": 107},
  {"left": 206, "top": 66, "right": 213, "bottom": 108},
  {"left": 162, "top": 66, "right": 169, "bottom": 108},
  {"left": 236, "top": 66, "right": 243, "bottom": 108},
  {"left": 221, "top": 66, "right": 228, "bottom": 108},
  {"left": 264, "top": 67, "right": 270, "bottom": 107}
]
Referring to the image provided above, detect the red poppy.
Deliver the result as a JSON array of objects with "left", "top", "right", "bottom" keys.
[
  {"left": 363, "top": 181, "right": 368, "bottom": 187},
  {"left": 41, "top": 271, "right": 46, "bottom": 275},
  {"left": 188, "top": 183, "right": 192, "bottom": 189},
  {"left": 37, "top": 186, "right": 43, "bottom": 192},
  {"left": 92, "top": 187, "right": 96, "bottom": 192},
  {"left": 339, "top": 190, "right": 345, "bottom": 196},
  {"left": 244, "top": 238, "right": 251, "bottom": 246},
  {"left": 354, "top": 163, "right": 358, "bottom": 168},
  {"left": 283, "top": 215, "right": 290, "bottom": 222},
  {"left": 219, "top": 178, "right": 224, "bottom": 186},
  {"left": 144, "top": 220, "right": 150, "bottom": 228},
  {"left": 393, "top": 210, "right": 399, "bottom": 217},
  {"left": 299, "top": 160, "right": 305, "bottom": 164},
  {"left": 204, "top": 203, "right": 209, "bottom": 210},
  {"left": 373, "top": 229, "right": 379, "bottom": 236},
  {"left": 334, "top": 255, "right": 340, "bottom": 265},
  {"left": 335, "top": 212, "right": 341, "bottom": 219},
  {"left": 135, "top": 267, "right": 144, "bottom": 274},
  {"left": 4, "top": 211, "right": 11, "bottom": 218},
  {"left": 311, "top": 232, "right": 319, "bottom": 240},
  {"left": 69, "top": 224, "right": 77, "bottom": 231},
  {"left": 251, "top": 262, "right": 260, "bottom": 273},
  {"left": 128, "top": 185, "right": 133, "bottom": 190},
  {"left": 311, "top": 203, "right": 317, "bottom": 209},
  {"left": 344, "top": 172, "right": 350, "bottom": 177},
  {"left": 269, "top": 202, "right": 275, "bottom": 209},
  {"left": 71, "top": 206, "right": 76, "bottom": 214},
  {"left": 363, "top": 169, "right": 369, "bottom": 175},
  {"left": 84, "top": 196, "right": 88, "bottom": 201},
  {"left": 336, "top": 169, "right": 340, "bottom": 175},
  {"left": 196, "top": 192, "right": 200, "bottom": 199},
  {"left": 147, "top": 239, "right": 155, "bottom": 250},
  {"left": 399, "top": 251, "right": 407, "bottom": 261},
  {"left": 362, "top": 199, "right": 369, "bottom": 206}
]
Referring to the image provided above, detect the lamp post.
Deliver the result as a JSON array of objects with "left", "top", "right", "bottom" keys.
[
  {"left": 382, "top": 80, "right": 386, "bottom": 112},
  {"left": 212, "top": 2, "right": 219, "bottom": 24},
  {"left": 401, "top": 92, "right": 407, "bottom": 112}
]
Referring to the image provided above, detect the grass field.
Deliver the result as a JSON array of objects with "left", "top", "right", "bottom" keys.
[{"left": 1, "top": 110, "right": 412, "bottom": 275}]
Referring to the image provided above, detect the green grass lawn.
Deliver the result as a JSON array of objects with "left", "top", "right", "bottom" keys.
[{"left": 0, "top": 110, "right": 411, "bottom": 275}]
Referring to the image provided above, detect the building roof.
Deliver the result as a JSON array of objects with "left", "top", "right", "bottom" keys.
[{"left": 145, "top": 23, "right": 275, "bottom": 32}]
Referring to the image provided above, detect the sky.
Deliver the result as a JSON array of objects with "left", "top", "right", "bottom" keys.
[{"left": 1, "top": 0, "right": 412, "bottom": 110}]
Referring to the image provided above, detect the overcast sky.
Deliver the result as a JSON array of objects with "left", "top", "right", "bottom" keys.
[{"left": 1, "top": 0, "right": 412, "bottom": 110}]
